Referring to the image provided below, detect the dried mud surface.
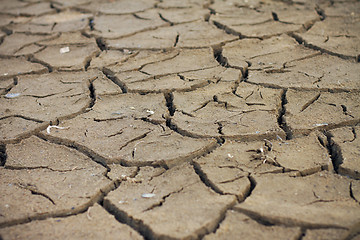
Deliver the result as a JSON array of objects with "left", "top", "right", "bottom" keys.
[{"left": 0, "top": 0, "right": 359, "bottom": 239}]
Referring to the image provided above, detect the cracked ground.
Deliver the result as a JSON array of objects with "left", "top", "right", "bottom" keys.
[{"left": 0, "top": 0, "right": 359, "bottom": 239}]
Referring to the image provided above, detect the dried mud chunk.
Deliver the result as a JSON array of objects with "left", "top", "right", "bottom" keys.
[
  {"left": 108, "top": 50, "right": 179, "bottom": 73},
  {"left": 107, "top": 21, "right": 237, "bottom": 49},
  {"left": 204, "top": 211, "right": 301, "bottom": 240},
  {"left": 3, "top": 2, "right": 55, "bottom": 16},
  {"left": 41, "top": 95, "right": 217, "bottom": 167},
  {"left": 5, "top": 136, "right": 101, "bottom": 171},
  {"left": 107, "top": 164, "right": 138, "bottom": 182},
  {"left": 299, "top": 17, "right": 360, "bottom": 58},
  {"left": 30, "top": 11, "right": 92, "bottom": 31},
  {"left": 329, "top": 126, "right": 360, "bottom": 179},
  {"left": 141, "top": 48, "right": 219, "bottom": 75},
  {"left": 77, "top": 0, "right": 156, "bottom": 14},
  {"left": 104, "top": 163, "right": 236, "bottom": 239},
  {"left": 235, "top": 172, "right": 360, "bottom": 228},
  {"left": 0, "top": 57, "right": 47, "bottom": 79},
  {"left": 33, "top": 43, "right": 99, "bottom": 71},
  {"left": 0, "top": 33, "right": 56, "bottom": 56},
  {"left": 249, "top": 54, "right": 360, "bottom": 90},
  {"left": 0, "top": 166, "right": 111, "bottom": 227},
  {"left": 172, "top": 82, "right": 284, "bottom": 139},
  {"left": 223, "top": 35, "right": 316, "bottom": 70},
  {"left": 91, "top": 14, "right": 165, "bottom": 39},
  {"left": 38, "top": 32, "right": 96, "bottom": 46},
  {"left": 89, "top": 50, "right": 134, "bottom": 70},
  {"left": 120, "top": 66, "right": 240, "bottom": 93},
  {"left": 303, "top": 228, "right": 350, "bottom": 240},
  {"left": 195, "top": 132, "right": 330, "bottom": 180},
  {"left": 156, "top": 0, "right": 204, "bottom": 8},
  {"left": 0, "top": 204, "right": 143, "bottom": 240},
  {"left": 0, "top": 117, "right": 45, "bottom": 143},
  {"left": 158, "top": 8, "right": 210, "bottom": 24},
  {"left": 90, "top": 94, "right": 167, "bottom": 123},
  {"left": 285, "top": 90, "right": 360, "bottom": 135},
  {"left": 92, "top": 73, "right": 123, "bottom": 96},
  {"left": 0, "top": 71, "right": 94, "bottom": 122}
]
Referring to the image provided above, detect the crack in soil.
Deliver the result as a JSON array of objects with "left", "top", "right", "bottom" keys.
[{"left": 277, "top": 89, "right": 293, "bottom": 140}]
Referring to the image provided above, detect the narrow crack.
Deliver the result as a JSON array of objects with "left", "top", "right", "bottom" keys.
[
  {"left": 191, "top": 161, "right": 223, "bottom": 195},
  {"left": 0, "top": 144, "right": 7, "bottom": 166},
  {"left": 102, "top": 199, "right": 156, "bottom": 240},
  {"left": 271, "top": 12, "right": 279, "bottom": 21},
  {"left": 212, "top": 44, "right": 229, "bottom": 67},
  {"left": 88, "top": 81, "right": 96, "bottom": 109},
  {"left": 349, "top": 182, "right": 359, "bottom": 204},
  {"left": 96, "top": 37, "right": 107, "bottom": 51},
  {"left": 16, "top": 183, "right": 56, "bottom": 205},
  {"left": 324, "top": 131, "right": 343, "bottom": 173},
  {"left": 315, "top": 5, "right": 326, "bottom": 20},
  {"left": 173, "top": 33, "right": 179, "bottom": 47},
  {"left": 102, "top": 68, "right": 128, "bottom": 93},
  {"left": 212, "top": 20, "right": 241, "bottom": 37},
  {"left": 164, "top": 92, "right": 175, "bottom": 116},
  {"left": 143, "top": 187, "right": 184, "bottom": 212},
  {"left": 300, "top": 93, "right": 321, "bottom": 112},
  {"left": 27, "top": 56, "right": 53, "bottom": 73},
  {"left": 158, "top": 13, "right": 173, "bottom": 26},
  {"left": 277, "top": 89, "right": 293, "bottom": 140}
]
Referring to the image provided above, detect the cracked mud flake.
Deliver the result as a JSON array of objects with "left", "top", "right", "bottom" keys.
[
  {"left": 0, "top": 162, "right": 111, "bottom": 227},
  {"left": 223, "top": 34, "right": 317, "bottom": 71},
  {"left": 104, "top": 163, "right": 236, "bottom": 239},
  {"left": 298, "top": 17, "right": 360, "bottom": 58},
  {"left": 248, "top": 54, "right": 360, "bottom": 90},
  {"left": 303, "top": 228, "right": 350, "bottom": 240},
  {"left": 158, "top": 8, "right": 210, "bottom": 24},
  {"left": 195, "top": 132, "right": 330, "bottom": 181},
  {"left": 0, "top": 33, "right": 57, "bottom": 56},
  {"left": 204, "top": 210, "right": 301, "bottom": 240},
  {"left": 2, "top": 2, "right": 55, "bottom": 16},
  {"left": 90, "top": 13, "right": 165, "bottom": 39},
  {"left": 0, "top": 71, "right": 95, "bottom": 121},
  {"left": 324, "top": 1, "right": 360, "bottom": 18},
  {"left": 210, "top": 0, "right": 319, "bottom": 36},
  {"left": 141, "top": 48, "right": 219, "bottom": 76},
  {"left": 329, "top": 126, "right": 360, "bottom": 179},
  {"left": 38, "top": 32, "right": 96, "bottom": 46},
  {"left": 92, "top": 71, "right": 124, "bottom": 96},
  {"left": 118, "top": 66, "right": 240, "bottom": 93},
  {"left": 0, "top": 204, "right": 143, "bottom": 240},
  {"left": 33, "top": 43, "right": 99, "bottom": 71},
  {"left": 106, "top": 21, "right": 237, "bottom": 49},
  {"left": 5, "top": 135, "right": 101, "bottom": 171},
  {"left": 89, "top": 50, "right": 135, "bottom": 70},
  {"left": 0, "top": 117, "right": 45, "bottom": 143},
  {"left": 172, "top": 82, "right": 284, "bottom": 138},
  {"left": 235, "top": 171, "right": 360, "bottom": 228},
  {"left": 40, "top": 94, "right": 217, "bottom": 167},
  {"left": 156, "top": 0, "right": 205, "bottom": 8},
  {"left": 77, "top": 0, "right": 156, "bottom": 14},
  {"left": 108, "top": 49, "right": 180, "bottom": 73},
  {"left": 0, "top": 57, "right": 47, "bottom": 79},
  {"left": 285, "top": 90, "right": 360, "bottom": 135},
  {"left": 9, "top": 10, "right": 92, "bottom": 34}
]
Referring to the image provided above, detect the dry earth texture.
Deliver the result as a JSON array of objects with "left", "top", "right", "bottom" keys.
[{"left": 0, "top": 0, "right": 360, "bottom": 239}]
